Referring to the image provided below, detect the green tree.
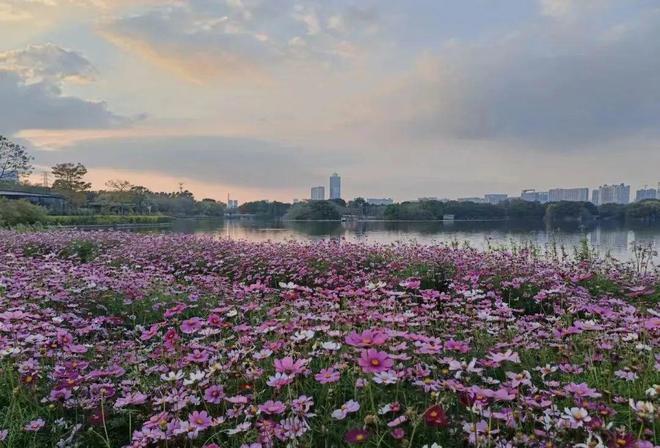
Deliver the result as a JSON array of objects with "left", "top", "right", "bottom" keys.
[
  {"left": 52, "top": 163, "right": 91, "bottom": 192},
  {"left": 51, "top": 163, "right": 92, "bottom": 207},
  {"left": 0, "top": 135, "right": 33, "bottom": 181}
]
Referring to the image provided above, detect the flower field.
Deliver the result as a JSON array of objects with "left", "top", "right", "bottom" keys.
[{"left": 0, "top": 231, "right": 658, "bottom": 447}]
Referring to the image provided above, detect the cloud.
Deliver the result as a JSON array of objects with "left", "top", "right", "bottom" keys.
[
  {"left": 353, "top": 6, "right": 660, "bottom": 148},
  {"left": 30, "top": 135, "right": 353, "bottom": 190},
  {"left": 0, "top": 43, "right": 97, "bottom": 83},
  {"left": 0, "top": 44, "right": 133, "bottom": 134},
  {"left": 99, "top": 0, "right": 381, "bottom": 83}
]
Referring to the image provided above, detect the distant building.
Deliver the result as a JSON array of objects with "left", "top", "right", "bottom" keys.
[
  {"left": 591, "top": 189, "right": 600, "bottom": 205},
  {"left": 593, "top": 184, "right": 630, "bottom": 205},
  {"left": 635, "top": 186, "right": 657, "bottom": 202},
  {"left": 329, "top": 173, "right": 341, "bottom": 200},
  {"left": 548, "top": 187, "right": 589, "bottom": 202},
  {"left": 227, "top": 199, "right": 239, "bottom": 209},
  {"left": 521, "top": 189, "right": 550, "bottom": 203},
  {"left": 366, "top": 198, "right": 393, "bottom": 205},
  {"left": 418, "top": 197, "right": 438, "bottom": 202},
  {"left": 0, "top": 170, "right": 19, "bottom": 183},
  {"left": 484, "top": 193, "right": 508, "bottom": 205},
  {"left": 458, "top": 197, "right": 486, "bottom": 204},
  {"left": 311, "top": 186, "right": 325, "bottom": 201}
]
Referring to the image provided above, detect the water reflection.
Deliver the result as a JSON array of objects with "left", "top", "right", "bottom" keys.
[{"left": 154, "top": 218, "right": 660, "bottom": 261}]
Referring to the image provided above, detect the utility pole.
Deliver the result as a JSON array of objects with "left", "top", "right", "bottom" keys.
[
  {"left": 178, "top": 182, "right": 184, "bottom": 194},
  {"left": 41, "top": 171, "right": 49, "bottom": 188}
]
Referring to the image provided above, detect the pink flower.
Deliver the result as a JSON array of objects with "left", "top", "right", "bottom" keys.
[
  {"left": 204, "top": 385, "right": 225, "bottom": 404},
  {"left": 186, "top": 349, "right": 209, "bottom": 363},
  {"left": 188, "top": 411, "right": 212, "bottom": 431},
  {"left": 315, "top": 368, "right": 340, "bottom": 384},
  {"left": 274, "top": 357, "right": 307, "bottom": 376},
  {"left": 345, "top": 329, "right": 388, "bottom": 347},
  {"left": 488, "top": 350, "right": 521, "bottom": 365},
  {"left": 358, "top": 349, "right": 393, "bottom": 373},
  {"left": 181, "top": 317, "right": 204, "bottom": 334},
  {"left": 24, "top": 418, "right": 45, "bottom": 432},
  {"left": 332, "top": 400, "right": 360, "bottom": 420},
  {"left": 259, "top": 400, "right": 286, "bottom": 415},
  {"left": 391, "top": 427, "right": 405, "bottom": 439},
  {"left": 266, "top": 373, "right": 293, "bottom": 389}
]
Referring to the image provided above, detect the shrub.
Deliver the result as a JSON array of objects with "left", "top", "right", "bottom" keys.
[{"left": 0, "top": 198, "right": 48, "bottom": 226}]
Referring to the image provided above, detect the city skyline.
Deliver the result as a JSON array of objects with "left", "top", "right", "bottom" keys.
[{"left": 2, "top": 1, "right": 660, "bottom": 201}]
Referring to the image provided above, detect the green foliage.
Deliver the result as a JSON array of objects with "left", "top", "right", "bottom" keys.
[
  {"left": 238, "top": 200, "right": 291, "bottom": 218},
  {"left": 284, "top": 200, "right": 343, "bottom": 220},
  {"left": 544, "top": 201, "right": 598, "bottom": 223},
  {"left": 0, "top": 135, "right": 33, "bottom": 179},
  {"left": 0, "top": 198, "right": 47, "bottom": 226},
  {"left": 626, "top": 199, "right": 660, "bottom": 222}
]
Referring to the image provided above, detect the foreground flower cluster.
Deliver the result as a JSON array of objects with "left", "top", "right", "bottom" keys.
[{"left": 0, "top": 231, "right": 658, "bottom": 447}]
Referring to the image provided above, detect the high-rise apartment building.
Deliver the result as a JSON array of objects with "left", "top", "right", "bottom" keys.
[
  {"left": 329, "top": 173, "right": 341, "bottom": 199},
  {"left": 311, "top": 186, "right": 325, "bottom": 200},
  {"left": 594, "top": 184, "right": 630, "bottom": 205},
  {"left": 635, "top": 186, "right": 658, "bottom": 202},
  {"left": 521, "top": 189, "right": 549, "bottom": 203},
  {"left": 548, "top": 188, "right": 589, "bottom": 202}
]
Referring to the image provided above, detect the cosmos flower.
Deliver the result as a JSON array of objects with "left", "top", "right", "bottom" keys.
[
  {"left": 424, "top": 405, "right": 448, "bottom": 427},
  {"left": 344, "top": 428, "right": 370, "bottom": 444},
  {"left": 315, "top": 368, "right": 340, "bottom": 384},
  {"left": 188, "top": 411, "right": 212, "bottom": 431},
  {"left": 331, "top": 400, "right": 360, "bottom": 420},
  {"left": 357, "top": 349, "right": 393, "bottom": 373}
]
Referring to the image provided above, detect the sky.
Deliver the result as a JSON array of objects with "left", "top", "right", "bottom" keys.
[{"left": 1, "top": 0, "right": 659, "bottom": 202}]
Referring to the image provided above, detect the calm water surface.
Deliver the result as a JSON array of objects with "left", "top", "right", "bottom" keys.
[{"left": 145, "top": 218, "right": 660, "bottom": 261}]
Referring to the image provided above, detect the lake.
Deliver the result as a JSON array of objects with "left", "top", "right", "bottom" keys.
[{"left": 147, "top": 218, "right": 660, "bottom": 261}]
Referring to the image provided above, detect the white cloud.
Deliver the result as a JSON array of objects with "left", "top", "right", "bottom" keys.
[
  {"left": 0, "top": 44, "right": 97, "bottom": 83},
  {"left": 0, "top": 44, "right": 132, "bottom": 134}
]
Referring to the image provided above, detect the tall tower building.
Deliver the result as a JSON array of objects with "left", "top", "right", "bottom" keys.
[
  {"left": 311, "top": 186, "right": 325, "bottom": 201},
  {"left": 329, "top": 173, "right": 341, "bottom": 200}
]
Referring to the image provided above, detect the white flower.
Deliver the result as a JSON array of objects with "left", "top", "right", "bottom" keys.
[
  {"left": 645, "top": 385, "right": 658, "bottom": 398},
  {"left": 183, "top": 370, "right": 206, "bottom": 386},
  {"left": 421, "top": 444, "right": 443, "bottom": 448},
  {"left": 291, "top": 330, "right": 315, "bottom": 342},
  {"left": 226, "top": 309, "right": 238, "bottom": 318},
  {"left": 279, "top": 282, "right": 297, "bottom": 289},
  {"left": 160, "top": 370, "right": 184, "bottom": 382},
  {"left": 629, "top": 400, "right": 654, "bottom": 419},
  {"left": 321, "top": 341, "right": 341, "bottom": 351},
  {"left": 226, "top": 421, "right": 251, "bottom": 435},
  {"left": 373, "top": 370, "right": 399, "bottom": 385}
]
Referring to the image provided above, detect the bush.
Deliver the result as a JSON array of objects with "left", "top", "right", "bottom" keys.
[
  {"left": 284, "top": 200, "right": 343, "bottom": 220},
  {"left": 0, "top": 198, "right": 48, "bottom": 226}
]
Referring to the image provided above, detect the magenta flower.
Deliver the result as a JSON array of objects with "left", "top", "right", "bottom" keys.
[
  {"left": 358, "top": 349, "right": 393, "bottom": 373},
  {"left": 315, "top": 368, "right": 340, "bottom": 384},
  {"left": 274, "top": 356, "right": 307, "bottom": 375},
  {"left": 180, "top": 317, "right": 204, "bottom": 334},
  {"left": 188, "top": 410, "right": 212, "bottom": 431},
  {"left": 345, "top": 428, "right": 370, "bottom": 444},
  {"left": 345, "top": 329, "right": 388, "bottom": 347},
  {"left": 259, "top": 400, "right": 286, "bottom": 415},
  {"left": 204, "top": 385, "right": 225, "bottom": 404}
]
